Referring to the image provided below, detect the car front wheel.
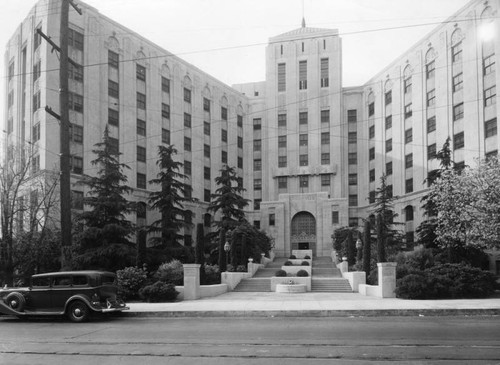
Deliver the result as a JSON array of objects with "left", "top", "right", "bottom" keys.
[
  {"left": 67, "top": 301, "right": 90, "bottom": 323},
  {"left": 5, "top": 292, "right": 25, "bottom": 312}
]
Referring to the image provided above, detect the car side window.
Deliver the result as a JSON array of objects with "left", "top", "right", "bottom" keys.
[
  {"left": 32, "top": 277, "right": 51, "bottom": 288},
  {"left": 72, "top": 276, "right": 88, "bottom": 286},
  {"left": 53, "top": 276, "right": 72, "bottom": 287},
  {"left": 101, "top": 275, "right": 116, "bottom": 285}
]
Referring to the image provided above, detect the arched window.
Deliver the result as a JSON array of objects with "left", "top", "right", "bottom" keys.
[
  {"left": 405, "top": 205, "right": 414, "bottom": 222},
  {"left": 291, "top": 212, "right": 316, "bottom": 237}
]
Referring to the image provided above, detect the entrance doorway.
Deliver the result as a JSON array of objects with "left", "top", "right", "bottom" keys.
[{"left": 291, "top": 212, "right": 316, "bottom": 256}]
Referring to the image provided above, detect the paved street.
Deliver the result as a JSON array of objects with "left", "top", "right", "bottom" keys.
[{"left": 1, "top": 315, "right": 499, "bottom": 364}]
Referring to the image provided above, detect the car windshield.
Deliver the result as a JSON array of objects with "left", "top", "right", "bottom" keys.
[{"left": 101, "top": 275, "right": 116, "bottom": 285}]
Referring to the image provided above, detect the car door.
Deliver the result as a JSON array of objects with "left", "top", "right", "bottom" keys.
[
  {"left": 28, "top": 276, "right": 52, "bottom": 311},
  {"left": 50, "top": 275, "right": 73, "bottom": 312}
]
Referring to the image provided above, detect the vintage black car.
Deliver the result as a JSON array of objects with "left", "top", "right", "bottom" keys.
[{"left": 0, "top": 271, "right": 128, "bottom": 322}]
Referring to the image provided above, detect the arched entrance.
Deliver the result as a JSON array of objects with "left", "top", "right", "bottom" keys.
[{"left": 290, "top": 212, "right": 316, "bottom": 256}]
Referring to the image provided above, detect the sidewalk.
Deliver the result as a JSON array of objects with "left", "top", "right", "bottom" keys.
[{"left": 125, "top": 292, "right": 500, "bottom": 317}]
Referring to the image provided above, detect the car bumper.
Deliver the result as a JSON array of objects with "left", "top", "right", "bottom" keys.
[{"left": 100, "top": 306, "right": 129, "bottom": 313}]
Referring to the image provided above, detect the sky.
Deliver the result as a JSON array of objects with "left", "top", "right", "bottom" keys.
[{"left": 1, "top": 0, "right": 471, "bottom": 121}]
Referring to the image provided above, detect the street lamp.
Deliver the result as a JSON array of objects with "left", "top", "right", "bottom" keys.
[{"left": 224, "top": 240, "right": 231, "bottom": 270}]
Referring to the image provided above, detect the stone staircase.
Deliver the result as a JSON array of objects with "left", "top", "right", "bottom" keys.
[{"left": 233, "top": 256, "right": 352, "bottom": 293}]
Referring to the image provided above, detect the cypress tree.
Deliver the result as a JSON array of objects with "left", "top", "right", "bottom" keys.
[{"left": 362, "top": 220, "right": 371, "bottom": 275}]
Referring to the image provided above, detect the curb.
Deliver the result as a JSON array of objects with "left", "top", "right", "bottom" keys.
[{"left": 123, "top": 308, "right": 500, "bottom": 318}]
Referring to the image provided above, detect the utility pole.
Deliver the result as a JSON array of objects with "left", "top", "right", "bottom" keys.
[{"left": 40, "top": 0, "right": 81, "bottom": 270}]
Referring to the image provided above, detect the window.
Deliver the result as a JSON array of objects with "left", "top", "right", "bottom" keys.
[
  {"left": 405, "top": 153, "right": 413, "bottom": 169},
  {"left": 254, "top": 220, "right": 261, "bottom": 229},
  {"left": 278, "top": 156, "right": 287, "bottom": 167},
  {"left": 321, "top": 174, "right": 330, "bottom": 186},
  {"left": 405, "top": 178, "right": 414, "bottom": 194},
  {"left": 385, "top": 90, "right": 392, "bottom": 105},
  {"left": 108, "top": 109, "right": 119, "bottom": 126},
  {"left": 32, "top": 91, "right": 41, "bottom": 111},
  {"left": 453, "top": 73, "right": 463, "bottom": 92},
  {"left": 385, "top": 115, "right": 392, "bottom": 130},
  {"left": 137, "top": 119, "right": 146, "bottom": 136},
  {"left": 426, "top": 61, "right": 435, "bottom": 79},
  {"left": 484, "top": 85, "right": 496, "bottom": 107},
  {"left": 348, "top": 152, "right": 357, "bottom": 165},
  {"left": 320, "top": 58, "right": 329, "bottom": 87},
  {"left": 349, "top": 173, "right": 357, "bottom": 186},
  {"left": 427, "top": 116, "right": 436, "bottom": 133},
  {"left": 278, "top": 176, "right": 287, "bottom": 189},
  {"left": 347, "top": 110, "right": 356, "bottom": 123},
  {"left": 452, "top": 42, "right": 462, "bottom": 63},
  {"left": 108, "top": 137, "right": 119, "bottom": 155},
  {"left": 369, "top": 168, "right": 375, "bottom": 182},
  {"left": 299, "top": 154, "right": 308, "bottom": 166},
  {"left": 278, "top": 63, "right": 286, "bottom": 92},
  {"left": 253, "top": 139, "right": 261, "bottom": 151},
  {"left": 161, "top": 77, "right": 170, "bottom": 93},
  {"left": 68, "top": 28, "right": 84, "bottom": 51},
  {"left": 136, "top": 203, "right": 147, "bottom": 220},
  {"left": 404, "top": 76, "right": 412, "bottom": 93},
  {"left": 184, "top": 160, "right": 192, "bottom": 175},
  {"left": 221, "top": 150, "right": 228, "bottom": 163},
  {"left": 69, "top": 92, "right": 83, "bottom": 113},
  {"left": 108, "top": 80, "right": 119, "bottom": 98},
  {"left": 299, "top": 60, "right": 307, "bottom": 90},
  {"left": 137, "top": 173, "right": 146, "bottom": 189},
  {"left": 349, "top": 194, "right": 358, "bottom": 207},
  {"left": 204, "top": 144, "right": 210, "bottom": 158},
  {"left": 426, "top": 89, "right": 436, "bottom": 107},
  {"left": 221, "top": 129, "right": 228, "bottom": 142},
  {"left": 162, "top": 128, "right": 170, "bottom": 144},
  {"left": 204, "top": 189, "right": 211, "bottom": 202},
  {"left": 137, "top": 92, "right": 146, "bottom": 109},
  {"left": 486, "top": 150, "right": 498, "bottom": 160},
  {"left": 483, "top": 54, "right": 496, "bottom": 75},
  {"left": 405, "top": 128, "right": 413, "bottom": 144},
  {"left": 269, "top": 213, "right": 275, "bottom": 226},
  {"left": 369, "top": 125, "right": 375, "bottom": 139},
  {"left": 8, "top": 91, "right": 14, "bottom": 108},
  {"left": 254, "top": 159, "right": 262, "bottom": 171},
  {"left": 368, "top": 102, "right": 375, "bottom": 117},
  {"left": 162, "top": 103, "right": 170, "bottom": 119},
  {"left": 237, "top": 115, "right": 243, "bottom": 128},
  {"left": 71, "top": 124, "right": 83, "bottom": 143},
  {"left": 386, "top": 161, "right": 393, "bottom": 176},
  {"left": 299, "top": 134, "right": 308, "bottom": 146},
  {"left": 71, "top": 156, "right": 83, "bottom": 175},
  {"left": 299, "top": 175, "right": 309, "bottom": 188},
  {"left": 137, "top": 146, "right": 146, "bottom": 162},
  {"left": 254, "top": 200, "right": 261, "bottom": 210},
  {"left": 108, "top": 50, "right": 119, "bottom": 69},
  {"left": 453, "top": 103, "right": 464, "bottom": 121},
  {"left": 299, "top": 112, "right": 308, "bottom": 125},
  {"left": 238, "top": 157, "right": 243, "bottom": 168},
  {"left": 455, "top": 161, "right": 466, "bottom": 172},
  {"left": 184, "top": 136, "right": 191, "bottom": 151},
  {"left": 404, "top": 103, "right": 412, "bottom": 119},
  {"left": 33, "top": 60, "right": 41, "bottom": 82},
  {"left": 68, "top": 62, "right": 83, "bottom": 82},
  {"left": 387, "top": 184, "right": 393, "bottom": 198},
  {"left": 253, "top": 118, "right": 262, "bottom": 130},
  {"left": 221, "top": 107, "right": 227, "bottom": 121},
  {"left": 405, "top": 205, "right": 414, "bottom": 221},
  {"left": 321, "top": 153, "right": 330, "bottom": 165},
  {"left": 278, "top": 135, "right": 287, "bottom": 148},
  {"left": 184, "top": 88, "right": 191, "bottom": 103},
  {"left": 32, "top": 155, "right": 40, "bottom": 174},
  {"left": 184, "top": 113, "right": 191, "bottom": 128},
  {"left": 71, "top": 191, "right": 84, "bottom": 210},
  {"left": 348, "top": 132, "right": 357, "bottom": 144},
  {"left": 369, "top": 148, "right": 375, "bottom": 160},
  {"left": 204, "top": 167, "right": 211, "bottom": 180},
  {"left": 369, "top": 191, "right": 376, "bottom": 204},
  {"left": 204, "top": 121, "right": 210, "bottom": 135},
  {"left": 332, "top": 211, "right": 339, "bottom": 224},
  {"left": 485, "top": 118, "right": 497, "bottom": 138},
  {"left": 278, "top": 113, "right": 287, "bottom": 127},
  {"left": 238, "top": 136, "right": 243, "bottom": 148},
  {"left": 321, "top": 110, "right": 331, "bottom": 124},
  {"left": 454, "top": 131, "right": 464, "bottom": 150},
  {"left": 204, "top": 213, "right": 211, "bottom": 227},
  {"left": 32, "top": 123, "right": 40, "bottom": 142},
  {"left": 428, "top": 143, "right": 437, "bottom": 159},
  {"left": 254, "top": 179, "right": 262, "bottom": 191},
  {"left": 136, "top": 64, "right": 146, "bottom": 81},
  {"left": 386, "top": 139, "right": 392, "bottom": 153},
  {"left": 34, "top": 28, "right": 42, "bottom": 50}
]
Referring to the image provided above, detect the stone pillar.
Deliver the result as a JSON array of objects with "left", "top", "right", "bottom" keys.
[
  {"left": 377, "top": 262, "right": 397, "bottom": 298},
  {"left": 183, "top": 264, "right": 201, "bottom": 300},
  {"left": 337, "top": 257, "right": 348, "bottom": 273}
]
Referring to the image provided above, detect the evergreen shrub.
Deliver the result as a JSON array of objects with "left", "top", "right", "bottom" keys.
[
  {"left": 301, "top": 261, "right": 309, "bottom": 266},
  {"left": 289, "top": 255, "right": 296, "bottom": 259},
  {"left": 275, "top": 269, "right": 287, "bottom": 277},
  {"left": 116, "top": 266, "right": 148, "bottom": 300},
  {"left": 203, "top": 264, "right": 221, "bottom": 285},
  {"left": 155, "top": 259, "right": 184, "bottom": 285},
  {"left": 304, "top": 255, "right": 311, "bottom": 259},
  {"left": 296, "top": 270, "right": 309, "bottom": 277},
  {"left": 139, "top": 281, "right": 179, "bottom": 302},
  {"left": 284, "top": 261, "right": 293, "bottom": 266}
]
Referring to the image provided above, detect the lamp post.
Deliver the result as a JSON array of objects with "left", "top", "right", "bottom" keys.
[
  {"left": 224, "top": 240, "right": 231, "bottom": 271},
  {"left": 356, "top": 238, "right": 363, "bottom": 263}
]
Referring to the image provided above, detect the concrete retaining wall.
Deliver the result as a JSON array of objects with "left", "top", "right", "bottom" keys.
[
  {"left": 343, "top": 271, "right": 366, "bottom": 293},
  {"left": 271, "top": 276, "right": 311, "bottom": 291},
  {"left": 176, "top": 284, "right": 228, "bottom": 301}
]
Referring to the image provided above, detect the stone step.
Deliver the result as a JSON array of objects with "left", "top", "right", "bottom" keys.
[
  {"left": 311, "top": 278, "right": 352, "bottom": 292},
  {"left": 233, "top": 278, "right": 272, "bottom": 292}
]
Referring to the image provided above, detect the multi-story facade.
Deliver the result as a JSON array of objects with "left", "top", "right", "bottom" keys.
[{"left": 4, "top": 0, "right": 500, "bottom": 262}]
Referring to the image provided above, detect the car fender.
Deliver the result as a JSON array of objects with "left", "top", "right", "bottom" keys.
[
  {"left": 64, "top": 294, "right": 96, "bottom": 313},
  {"left": 0, "top": 300, "right": 25, "bottom": 316}
]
